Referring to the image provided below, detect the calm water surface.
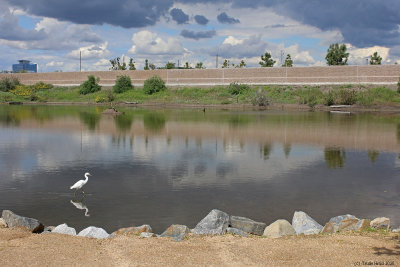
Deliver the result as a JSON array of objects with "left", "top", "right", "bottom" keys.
[{"left": 0, "top": 105, "right": 399, "bottom": 233}]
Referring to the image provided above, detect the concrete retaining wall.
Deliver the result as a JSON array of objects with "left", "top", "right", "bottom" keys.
[{"left": 1, "top": 65, "right": 400, "bottom": 87}]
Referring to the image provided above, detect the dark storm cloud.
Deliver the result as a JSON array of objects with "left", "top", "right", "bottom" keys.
[
  {"left": 180, "top": 29, "right": 216, "bottom": 40},
  {"left": 231, "top": 0, "right": 400, "bottom": 47},
  {"left": 5, "top": 0, "right": 174, "bottom": 28},
  {"left": 194, "top": 15, "right": 209, "bottom": 25},
  {"left": 170, "top": 8, "right": 189, "bottom": 24},
  {"left": 217, "top": 12, "right": 240, "bottom": 24}
]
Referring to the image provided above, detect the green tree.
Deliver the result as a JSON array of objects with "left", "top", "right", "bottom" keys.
[
  {"left": 369, "top": 52, "right": 382, "bottom": 65},
  {"left": 149, "top": 63, "right": 156, "bottom": 70},
  {"left": 222, "top": 59, "right": 230, "bottom": 68},
  {"left": 109, "top": 57, "right": 127, "bottom": 70},
  {"left": 233, "top": 60, "right": 246, "bottom": 68},
  {"left": 195, "top": 62, "right": 204, "bottom": 69},
  {"left": 165, "top": 62, "right": 175, "bottom": 69},
  {"left": 184, "top": 62, "right": 192, "bottom": 69},
  {"left": 79, "top": 75, "right": 101, "bottom": 95},
  {"left": 282, "top": 54, "right": 293, "bottom": 67},
  {"left": 144, "top": 59, "right": 150, "bottom": 70},
  {"left": 259, "top": 51, "right": 275, "bottom": 67},
  {"left": 128, "top": 58, "right": 136, "bottom": 70},
  {"left": 113, "top": 75, "right": 133, "bottom": 93},
  {"left": 325, "top": 43, "right": 349, "bottom": 66}
]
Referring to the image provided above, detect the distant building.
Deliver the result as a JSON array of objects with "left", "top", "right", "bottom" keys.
[{"left": 12, "top": 60, "right": 38, "bottom": 73}]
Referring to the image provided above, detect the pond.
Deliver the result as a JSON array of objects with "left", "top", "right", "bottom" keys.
[{"left": 0, "top": 104, "right": 399, "bottom": 233}]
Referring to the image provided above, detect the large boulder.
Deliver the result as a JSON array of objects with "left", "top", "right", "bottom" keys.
[
  {"left": 0, "top": 218, "right": 7, "bottom": 228},
  {"left": 322, "top": 222, "right": 339, "bottom": 234},
  {"left": 355, "top": 219, "right": 371, "bottom": 231},
  {"left": 192, "top": 209, "right": 230, "bottom": 235},
  {"left": 292, "top": 211, "right": 323, "bottom": 235},
  {"left": 78, "top": 226, "right": 110, "bottom": 239},
  {"left": 226, "top": 227, "right": 248, "bottom": 237},
  {"left": 329, "top": 214, "right": 358, "bottom": 225},
  {"left": 160, "top": 225, "right": 190, "bottom": 242},
  {"left": 338, "top": 219, "right": 360, "bottom": 231},
  {"left": 2, "top": 210, "right": 44, "bottom": 233},
  {"left": 52, "top": 223, "right": 76, "bottom": 236},
  {"left": 263, "top": 219, "right": 296, "bottom": 238},
  {"left": 229, "top": 216, "right": 266, "bottom": 236},
  {"left": 111, "top": 225, "right": 152, "bottom": 237},
  {"left": 370, "top": 217, "right": 390, "bottom": 230}
]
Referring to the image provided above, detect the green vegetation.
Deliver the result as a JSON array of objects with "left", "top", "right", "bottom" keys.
[
  {"left": 370, "top": 52, "right": 382, "bottom": 65},
  {"left": 0, "top": 77, "right": 20, "bottom": 92},
  {"left": 325, "top": 43, "right": 349, "bottom": 65},
  {"left": 3, "top": 78, "right": 400, "bottom": 109},
  {"left": 113, "top": 75, "right": 133, "bottom": 94},
  {"left": 259, "top": 51, "right": 275, "bottom": 67},
  {"left": 79, "top": 75, "right": 101, "bottom": 95},
  {"left": 143, "top": 76, "right": 166, "bottom": 95},
  {"left": 282, "top": 54, "right": 293, "bottom": 67}
]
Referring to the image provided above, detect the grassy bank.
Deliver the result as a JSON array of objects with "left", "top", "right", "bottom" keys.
[{"left": 1, "top": 79, "right": 400, "bottom": 108}]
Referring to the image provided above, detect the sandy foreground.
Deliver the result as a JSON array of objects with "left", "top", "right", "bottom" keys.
[{"left": 0, "top": 228, "right": 399, "bottom": 266}]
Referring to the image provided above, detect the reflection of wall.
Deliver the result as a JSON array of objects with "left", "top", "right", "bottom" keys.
[{"left": 1, "top": 65, "right": 399, "bottom": 86}]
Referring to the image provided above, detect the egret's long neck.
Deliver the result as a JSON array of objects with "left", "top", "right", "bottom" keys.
[{"left": 84, "top": 174, "right": 89, "bottom": 182}]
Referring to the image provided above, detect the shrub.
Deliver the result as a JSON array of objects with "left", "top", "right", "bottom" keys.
[
  {"left": 106, "top": 90, "right": 115, "bottom": 102},
  {"left": 143, "top": 75, "right": 166, "bottom": 95},
  {"left": 79, "top": 75, "right": 101, "bottom": 95},
  {"left": 337, "top": 88, "right": 357, "bottom": 105},
  {"left": 0, "top": 77, "right": 20, "bottom": 92},
  {"left": 323, "top": 90, "right": 335, "bottom": 106},
  {"left": 228, "top": 82, "right": 250, "bottom": 95},
  {"left": 95, "top": 96, "right": 108, "bottom": 103},
  {"left": 397, "top": 76, "right": 400, "bottom": 94},
  {"left": 32, "top": 81, "right": 53, "bottom": 91},
  {"left": 251, "top": 89, "right": 270, "bottom": 107},
  {"left": 113, "top": 75, "right": 133, "bottom": 94}
]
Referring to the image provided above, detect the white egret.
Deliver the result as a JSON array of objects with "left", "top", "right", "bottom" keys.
[{"left": 70, "top": 172, "right": 91, "bottom": 195}]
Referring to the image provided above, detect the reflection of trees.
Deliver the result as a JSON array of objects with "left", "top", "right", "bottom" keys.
[
  {"left": 283, "top": 143, "right": 291, "bottom": 159},
  {"left": 367, "top": 150, "right": 379, "bottom": 163},
  {"left": 0, "top": 112, "right": 20, "bottom": 126},
  {"left": 324, "top": 147, "right": 346, "bottom": 169},
  {"left": 143, "top": 112, "right": 166, "bottom": 133},
  {"left": 260, "top": 143, "right": 272, "bottom": 160},
  {"left": 79, "top": 112, "right": 100, "bottom": 131},
  {"left": 228, "top": 115, "right": 251, "bottom": 128},
  {"left": 114, "top": 114, "right": 133, "bottom": 132},
  {"left": 397, "top": 124, "right": 400, "bottom": 143}
]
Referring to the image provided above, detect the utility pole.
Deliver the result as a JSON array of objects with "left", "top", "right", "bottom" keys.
[
  {"left": 280, "top": 50, "right": 284, "bottom": 67},
  {"left": 216, "top": 53, "right": 219, "bottom": 68},
  {"left": 80, "top": 50, "right": 82, "bottom": 72}
]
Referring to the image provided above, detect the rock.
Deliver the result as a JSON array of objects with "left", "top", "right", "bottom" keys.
[
  {"left": 140, "top": 232, "right": 157, "bottom": 238},
  {"left": 52, "top": 223, "right": 76, "bottom": 236},
  {"left": 160, "top": 225, "right": 190, "bottom": 242},
  {"left": 355, "top": 219, "right": 371, "bottom": 231},
  {"left": 111, "top": 225, "right": 152, "bottom": 237},
  {"left": 370, "top": 217, "right": 390, "bottom": 230},
  {"left": 263, "top": 219, "right": 296, "bottom": 238},
  {"left": 322, "top": 222, "right": 339, "bottom": 234},
  {"left": 229, "top": 216, "right": 266, "bottom": 236},
  {"left": 192, "top": 209, "right": 230, "bottom": 235},
  {"left": 292, "top": 211, "right": 323, "bottom": 235},
  {"left": 78, "top": 226, "right": 110, "bottom": 239},
  {"left": 392, "top": 228, "right": 400, "bottom": 233},
  {"left": 329, "top": 214, "right": 359, "bottom": 225},
  {"left": 338, "top": 219, "right": 360, "bottom": 231},
  {"left": 1, "top": 210, "right": 44, "bottom": 233},
  {"left": 0, "top": 218, "right": 7, "bottom": 228},
  {"left": 226, "top": 227, "right": 248, "bottom": 237}
]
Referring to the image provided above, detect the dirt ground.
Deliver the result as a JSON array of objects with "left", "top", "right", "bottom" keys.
[{"left": 0, "top": 228, "right": 399, "bottom": 266}]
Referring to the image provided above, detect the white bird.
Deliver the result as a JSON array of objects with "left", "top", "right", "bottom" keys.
[
  {"left": 70, "top": 200, "right": 90, "bottom": 217},
  {"left": 70, "top": 172, "right": 91, "bottom": 195}
]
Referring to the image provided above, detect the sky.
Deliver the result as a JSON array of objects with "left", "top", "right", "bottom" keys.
[{"left": 0, "top": 0, "right": 400, "bottom": 72}]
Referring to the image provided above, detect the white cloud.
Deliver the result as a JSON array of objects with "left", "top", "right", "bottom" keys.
[
  {"left": 347, "top": 44, "right": 390, "bottom": 65},
  {"left": 129, "top": 30, "right": 186, "bottom": 56},
  {"left": 67, "top": 42, "right": 110, "bottom": 60},
  {"left": 45, "top": 61, "right": 63, "bottom": 67}
]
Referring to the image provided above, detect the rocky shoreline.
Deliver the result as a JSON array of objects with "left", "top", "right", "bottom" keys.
[{"left": 1, "top": 209, "right": 399, "bottom": 242}]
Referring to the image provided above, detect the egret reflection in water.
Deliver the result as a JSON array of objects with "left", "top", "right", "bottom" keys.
[{"left": 70, "top": 199, "right": 90, "bottom": 217}]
